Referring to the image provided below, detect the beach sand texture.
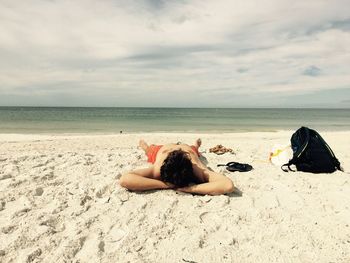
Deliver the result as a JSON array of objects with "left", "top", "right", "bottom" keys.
[{"left": 0, "top": 132, "right": 349, "bottom": 263}]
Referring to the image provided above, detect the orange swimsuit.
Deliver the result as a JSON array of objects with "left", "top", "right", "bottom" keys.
[{"left": 146, "top": 145, "right": 200, "bottom": 164}]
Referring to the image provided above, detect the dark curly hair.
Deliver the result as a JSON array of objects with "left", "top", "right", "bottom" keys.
[{"left": 160, "top": 150, "right": 200, "bottom": 187}]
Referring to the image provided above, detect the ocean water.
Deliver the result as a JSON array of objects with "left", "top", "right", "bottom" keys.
[{"left": 0, "top": 107, "right": 349, "bottom": 134}]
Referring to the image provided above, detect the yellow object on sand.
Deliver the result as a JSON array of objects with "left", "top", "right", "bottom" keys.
[{"left": 269, "top": 144, "right": 292, "bottom": 166}]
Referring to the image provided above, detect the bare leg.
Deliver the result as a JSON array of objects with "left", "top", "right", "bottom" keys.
[
  {"left": 194, "top": 138, "right": 201, "bottom": 150},
  {"left": 139, "top": 139, "right": 150, "bottom": 154}
]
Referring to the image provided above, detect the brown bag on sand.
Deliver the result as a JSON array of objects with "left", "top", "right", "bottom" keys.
[{"left": 209, "top": 144, "right": 233, "bottom": 155}]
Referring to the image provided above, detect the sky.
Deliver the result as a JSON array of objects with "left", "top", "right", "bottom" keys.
[{"left": 0, "top": 0, "right": 350, "bottom": 108}]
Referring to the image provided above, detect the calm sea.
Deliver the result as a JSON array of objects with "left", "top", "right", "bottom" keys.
[{"left": 0, "top": 107, "right": 349, "bottom": 134}]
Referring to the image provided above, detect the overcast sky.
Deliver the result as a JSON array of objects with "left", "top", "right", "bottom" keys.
[{"left": 0, "top": 0, "right": 349, "bottom": 107}]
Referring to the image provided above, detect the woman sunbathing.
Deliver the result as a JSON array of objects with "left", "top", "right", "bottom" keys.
[{"left": 120, "top": 139, "right": 234, "bottom": 195}]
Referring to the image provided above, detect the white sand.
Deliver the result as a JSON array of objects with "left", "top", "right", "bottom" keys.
[{"left": 0, "top": 131, "right": 349, "bottom": 263}]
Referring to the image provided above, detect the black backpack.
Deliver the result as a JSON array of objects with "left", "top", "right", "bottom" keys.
[{"left": 282, "top": 127, "right": 342, "bottom": 173}]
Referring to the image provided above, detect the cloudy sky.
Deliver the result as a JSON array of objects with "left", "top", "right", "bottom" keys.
[{"left": 0, "top": 0, "right": 349, "bottom": 107}]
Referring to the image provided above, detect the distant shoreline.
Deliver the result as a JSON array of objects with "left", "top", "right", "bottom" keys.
[
  {"left": 1, "top": 106, "right": 350, "bottom": 109},
  {"left": 1, "top": 107, "right": 349, "bottom": 133},
  {"left": 1, "top": 130, "right": 350, "bottom": 142}
]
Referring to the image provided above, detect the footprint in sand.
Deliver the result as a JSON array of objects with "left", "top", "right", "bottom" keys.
[
  {"left": 0, "top": 201, "right": 5, "bottom": 211},
  {"left": 1, "top": 164, "right": 18, "bottom": 179},
  {"left": 26, "top": 248, "right": 42, "bottom": 263},
  {"left": 115, "top": 172, "right": 122, "bottom": 179},
  {"left": 33, "top": 187, "right": 44, "bottom": 196},
  {"left": 206, "top": 228, "right": 237, "bottom": 247},
  {"left": 118, "top": 191, "right": 129, "bottom": 203},
  {"left": 62, "top": 236, "right": 87, "bottom": 260},
  {"left": 95, "top": 184, "right": 112, "bottom": 198},
  {"left": 1, "top": 224, "right": 17, "bottom": 234},
  {"left": 104, "top": 227, "right": 128, "bottom": 251},
  {"left": 39, "top": 216, "right": 65, "bottom": 232},
  {"left": 12, "top": 207, "right": 31, "bottom": 218},
  {"left": 41, "top": 171, "right": 54, "bottom": 180},
  {"left": 98, "top": 241, "right": 105, "bottom": 253},
  {"left": 0, "top": 173, "right": 12, "bottom": 180},
  {"left": 32, "top": 159, "right": 50, "bottom": 168},
  {"left": 80, "top": 195, "right": 92, "bottom": 206}
]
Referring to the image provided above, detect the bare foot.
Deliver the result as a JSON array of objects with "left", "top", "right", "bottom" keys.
[
  {"left": 194, "top": 138, "right": 202, "bottom": 149},
  {"left": 139, "top": 139, "right": 149, "bottom": 152}
]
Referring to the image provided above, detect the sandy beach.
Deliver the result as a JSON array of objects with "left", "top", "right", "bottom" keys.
[{"left": 0, "top": 131, "right": 349, "bottom": 263}]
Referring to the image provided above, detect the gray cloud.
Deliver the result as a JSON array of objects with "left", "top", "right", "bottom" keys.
[
  {"left": 237, "top": 68, "right": 248, "bottom": 73},
  {"left": 330, "top": 18, "right": 350, "bottom": 31},
  {"left": 127, "top": 45, "right": 214, "bottom": 61},
  {"left": 303, "top": 66, "right": 322, "bottom": 77},
  {"left": 142, "top": 0, "right": 187, "bottom": 10},
  {"left": 0, "top": 0, "right": 349, "bottom": 107}
]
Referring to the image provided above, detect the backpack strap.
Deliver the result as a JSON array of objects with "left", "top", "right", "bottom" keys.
[{"left": 281, "top": 161, "right": 297, "bottom": 172}]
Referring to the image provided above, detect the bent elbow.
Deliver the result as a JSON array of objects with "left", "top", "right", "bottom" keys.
[
  {"left": 119, "top": 174, "right": 130, "bottom": 189},
  {"left": 224, "top": 180, "right": 234, "bottom": 194}
]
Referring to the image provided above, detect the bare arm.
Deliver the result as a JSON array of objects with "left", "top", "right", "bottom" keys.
[
  {"left": 177, "top": 169, "right": 234, "bottom": 195},
  {"left": 119, "top": 166, "right": 173, "bottom": 191}
]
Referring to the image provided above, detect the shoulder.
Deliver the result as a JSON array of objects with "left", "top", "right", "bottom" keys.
[{"left": 152, "top": 164, "right": 161, "bottom": 179}]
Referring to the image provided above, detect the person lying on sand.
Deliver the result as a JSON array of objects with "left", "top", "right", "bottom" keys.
[{"left": 120, "top": 139, "right": 234, "bottom": 195}]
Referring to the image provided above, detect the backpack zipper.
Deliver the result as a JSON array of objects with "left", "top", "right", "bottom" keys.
[
  {"left": 324, "top": 142, "right": 335, "bottom": 158},
  {"left": 297, "top": 141, "right": 309, "bottom": 158}
]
